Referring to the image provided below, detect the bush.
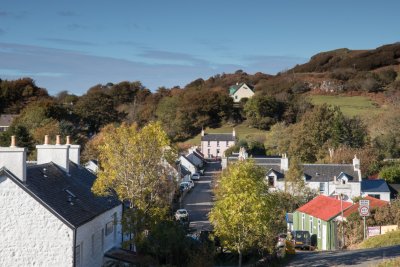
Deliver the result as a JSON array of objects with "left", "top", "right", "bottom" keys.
[{"left": 379, "top": 164, "right": 400, "bottom": 183}]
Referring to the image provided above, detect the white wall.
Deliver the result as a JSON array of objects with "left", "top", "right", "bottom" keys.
[
  {"left": 76, "top": 205, "right": 123, "bottom": 267},
  {"left": 201, "top": 140, "right": 235, "bottom": 158},
  {"left": 180, "top": 156, "right": 197, "bottom": 174},
  {"left": 0, "top": 175, "right": 74, "bottom": 267},
  {"left": 232, "top": 85, "right": 254, "bottom": 102},
  {"left": 361, "top": 192, "right": 391, "bottom": 202}
]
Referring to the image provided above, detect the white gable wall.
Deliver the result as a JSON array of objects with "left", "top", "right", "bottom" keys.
[
  {"left": 76, "top": 205, "right": 123, "bottom": 267},
  {"left": 179, "top": 156, "right": 197, "bottom": 174},
  {"left": 361, "top": 191, "right": 390, "bottom": 202},
  {"left": 232, "top": 84, "right": 254, "bottom": 103},
  {"left": 0, "top": 175, "right": 74, "bottom": 267}
]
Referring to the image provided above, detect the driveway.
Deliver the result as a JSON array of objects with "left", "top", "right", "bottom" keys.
[
  {"left": 287, "top": 245, "right": 400, "bottom": 267},
  {"left": 182, "top": 161, "right": 221, "bottom": 232}
]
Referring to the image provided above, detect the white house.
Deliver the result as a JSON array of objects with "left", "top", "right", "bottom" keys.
[
  {"left": 226, "top": 150, "right": 363, "bottom": 202},
  {"left": 187, "top": 147, "right": 204, "bottom": 168},
  {"left": 179, "top": 155, "right": 198, "bottom": 175},
  {"left": 200, "top": 129, "right": 236, "bottom": 159},
  {"left": 0, "top": 114, "right": 18, "bottom": 132},
  {"left": 229, "top": 82, "right": 255, "bottom": 103},
  {"left": 361, "top": 179, "right": 391, "bottom": 202},
  {"left": 0, "top": 135, "right": 123, "bottom": 267}
]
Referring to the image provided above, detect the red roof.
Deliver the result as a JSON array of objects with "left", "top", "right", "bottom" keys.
[
  {"left": 343, "top": 196, "right": 388, "bottom": 218},
  {"left": 297, "top": 195, "right": 353, "bottom": 221}
]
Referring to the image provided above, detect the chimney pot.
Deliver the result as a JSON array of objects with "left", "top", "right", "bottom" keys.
[
  {"left": 44, "top": 135, "right": 49, "bottom": 145},
  {"left": 66, "top": 136, "right": 71, "bottom": 145},
  {"left": 10, "top": 135, "right": 16, "bottom": 147},
  {"left": 56, "top": 135, "right": 61, "bottom": 145}
]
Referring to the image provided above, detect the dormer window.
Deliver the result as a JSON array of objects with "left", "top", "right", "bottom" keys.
[{"left": 268, "top": 176, "right": 275, "bottom": 187}]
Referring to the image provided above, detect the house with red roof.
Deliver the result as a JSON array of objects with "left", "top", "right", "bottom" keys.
[{"left": 293, "top": 195, "right": 353, "bottom": 250}]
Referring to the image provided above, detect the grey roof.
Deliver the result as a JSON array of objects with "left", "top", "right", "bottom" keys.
[
  {"left": 0, "top": 114, "right": 18, "bottom": 127},
  {"left": 22, "top": 162, "right": 121, "bottom": 228},
  {"left": 201, "top": 133, "right": 235, "bottom": 142},
  {"left": 361, "top": 179, "right": 390, "bottom": 193},
  {"left": 389, "top": 183, "right": 400, "bottom": 199},
  {"left": 302, "top": 164, "right": 359, "bottom": 182},
  {"left": 228, "top": 156, "right": 281, "bottom": 165},
  {"left": 266, "top": 167, "right": 285, "bottom": 179},
  {"left": 180, "top": 155, "right": 196, "bottom": 168}
]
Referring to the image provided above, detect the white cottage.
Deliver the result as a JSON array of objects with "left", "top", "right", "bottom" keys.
[
  {"left": 0, "top": 136, "right": 123, "bottom": 267},
  {"left": 200, "top": 129, "right": 236, "bottom": 159},
  {"left": 229, "top": 82, "right": 255, "bottom": 103}
]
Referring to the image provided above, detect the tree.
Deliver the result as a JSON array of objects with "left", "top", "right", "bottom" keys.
[
  {"left": 379, "top": 164, "right": 400, "bottom": 183},
  {"left": 209, "top": 160, "right": 270, "bottom": 267},
  {"left": 244, "top": 95, "right": 284, "bottom": 130},
  {"left": 284, "top": 157, "right": 306, "bottom": 193},
  {"left": 92, "top": 122, "right": 175, "bottom": 248}
]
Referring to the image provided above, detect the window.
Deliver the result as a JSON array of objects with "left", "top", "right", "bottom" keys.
[
  {"left": 301, "top": 214, "right": 305, "bottom": 230},
  {"left": 207, "top": 149, "right": 210, "bottom": 157},
  {"left": 318, "top": 219, "right": 321, "bottom": 238},
  {"left": 207, "top": 141, "right": 210, "bottom": 147},
  {"left": 217, "top": 141, "right": 220, "bottom": 147},
  {"left": 319, "top": 182, "right": 325, "bottom": 192},
  {"left": 106, "top": 221, "right": 114, "bottom": 236},
  {"left": 216, "top": 149, "right": 220, "bottom": 156},
  {"left": 309, "top": 216, "right": 313, "bottom": 234},
  {"left": 268, "top": 176, "right": 274, "bottom": 187},
  {"left": 341, "top": 179, "right": 346, "bottom": 185},
  {"left": 226, "top": 141, "right": 229, "bottom": 147},
  {"left": 235, "top": 95, "right": 238, "bottom": 99},
  {"left": 368, "top": 194, "right": 380, "bottom": 199}
]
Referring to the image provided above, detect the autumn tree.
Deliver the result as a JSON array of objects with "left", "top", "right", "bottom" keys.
[
  {"left": 209, "top": 160, "right": 270, "bottom": 267},
  {"left": 244, "top": 95, "right": 285, "bottom": 130},
  {"left": 92, "top": 122, "right": 175, "bottom": 248}
]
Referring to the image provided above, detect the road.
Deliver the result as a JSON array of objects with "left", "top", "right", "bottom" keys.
[
  {"left": 182, "top": 161, "right": 221, "bottom": 232},
  {"left": 287, "top": 245, "right": 400, "bottom": 267}
]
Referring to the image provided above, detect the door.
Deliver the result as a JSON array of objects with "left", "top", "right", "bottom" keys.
[{"left": 322, "top": 224, "right": 327, "bottom": 250}]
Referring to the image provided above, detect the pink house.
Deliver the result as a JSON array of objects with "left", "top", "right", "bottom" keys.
[{"left": 200, "top": 129, "right": 236, "bottom": 158}]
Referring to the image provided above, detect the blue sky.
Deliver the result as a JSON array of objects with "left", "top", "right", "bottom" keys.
[{"left": 0, "top": 0, "right": 399, "bottom": 95}]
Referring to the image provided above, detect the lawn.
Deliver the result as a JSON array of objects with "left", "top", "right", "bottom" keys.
[
  {"left": 309, "top": 95, "right": 383, "bottom": 118},
  {"left": 183, "top": 123, "right": 267, "bottom": 146},
  {"left": 377, "top": 257, "right": 400, "bottom": 267},
  {"left": 358, "top": 230, "right": 400, "bottom": 249}
]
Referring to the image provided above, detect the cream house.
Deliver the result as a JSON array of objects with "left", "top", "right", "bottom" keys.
[{"left": 229, "top": 82, "right": 255, "bottom": 103}]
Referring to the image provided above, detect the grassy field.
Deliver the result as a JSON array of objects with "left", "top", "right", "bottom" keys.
[
  {"left": 377, "top": 257, "right": 400, "bottom": 267},
  {"left": 309, "top": 95, "right": 383, "bottom": 117},
  {"left": 358, "top": 230, "right": 400, "bottom": 249},
  {"left": 183, "top": 123, "right": 267, "bottom": 146}
]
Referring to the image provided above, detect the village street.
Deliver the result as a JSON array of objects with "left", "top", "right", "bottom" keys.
[
  {"left": 287, "top": 245, "right": 400, "bottom": 267},
  {"left": 182, "top": 161, "right": 221, "bottom": 232}
]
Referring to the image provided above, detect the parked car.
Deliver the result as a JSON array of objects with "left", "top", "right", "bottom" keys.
[
  {"left": 180, "top": 181, "right": 192, "bottom": 190},
  {"left": 191, "top": 173, "right": 200, "bottom": 180},
  {"left": 187, "top": 180, "right": 195, "bottom": 188},
  {"left": 175, "top": 209, "right": 189, "bottom": 221},
  {"left": 290, "top": 230, "right": 311, "bottom": 249},
  {"left": 179, "top": 183, "right": 190, "bottom": 192}
]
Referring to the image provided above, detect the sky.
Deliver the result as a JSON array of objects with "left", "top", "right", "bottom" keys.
[{"left": 0, "top": 0, "right": 399, "bottom": 95}]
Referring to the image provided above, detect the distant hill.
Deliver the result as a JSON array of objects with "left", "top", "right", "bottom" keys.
[{"left": 290, "top": 43, "right": 400, "bottom": 73}]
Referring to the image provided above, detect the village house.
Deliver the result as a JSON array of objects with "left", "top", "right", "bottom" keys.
[
  {"left": 200, "top": 128, "right": 236, "bottom": 159},
  {"left": 0, "top": 114, "right": 18, "bottom": 132},
  {"left": 360, "top": 179, "right": 391, "bottom": 201},
  {"left": 0, "top": 135, "right": 123, "bottom": 267},
  {"left": 226, "top": 149, "right": 363, "bottom": 201},
  {"left": 293, "top": 195, "right": 353, "bottom": 250},
  {"left": 228, "top": 82, "right": 255, "bottom": 103}
]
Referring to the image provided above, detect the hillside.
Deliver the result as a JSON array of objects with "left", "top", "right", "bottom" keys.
[{"left": 290, "top": 43, "right": 400, "bottom": 73}]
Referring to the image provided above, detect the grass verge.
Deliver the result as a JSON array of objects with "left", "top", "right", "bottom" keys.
[
  {"left": 358, "top": 230, "right": 400, "bottom": 249},
  {"left": 376, "top": 257, "right": 400, "bottom": 267}
]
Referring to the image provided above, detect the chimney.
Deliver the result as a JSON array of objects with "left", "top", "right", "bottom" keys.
[
  {"left": 353, "top": 155, "right": 360, "bottom": 171},
  {"left": 232, "top": 128, "right": 236, "bottom": 137},
  {"left": 201, "top": 128, "right": 205, "bottom": 137},
  {"left": 0, "top": 136, "right": 27, "bottom": 182},
  {"left": 66, "top": 136, "right": 81, "bottom": 165},
  {"left": 281, "top": 153, "right": 289, "bottom": 171},
  {"left": 36, "top": 135, "right": 70, "bottom": 173}
]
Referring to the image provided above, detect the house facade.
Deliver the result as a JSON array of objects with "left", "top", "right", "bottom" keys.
[
  {"left": 200, "top": 129, "right": 236, "bottom": 159},
  {"left": 0, "top": 136, "right": 122, "bottom": 267},
  {"left": 0, "top": 114, "right": 18, "bottom": 132},
  {"left": 361, "top": 179, "right": 391, "bottom": 202},
  {"left": 293, "top": 195, "right": 352, "bottom": 250},
  {"left": 229, "top": 83, "right": 255, "bottom": 103}
]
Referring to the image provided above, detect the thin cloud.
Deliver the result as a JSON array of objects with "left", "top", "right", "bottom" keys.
[
  {"left": 41, "top": 38, "right": 95, "bottom": 46},
  {"left": 138, "top": 49, "right": 209, "bottom": 66},
  {"left": 0, "top": 11, "right": 10, "bottom": 17},
  {"left": 0, "top": 28, "right": 5, "bottom": 35},
  {"left": 67, "top": 23, "right": 86, "bottom": 31},
  {"left": 57, "top": 11, "right": 77, "bottom": 17}
]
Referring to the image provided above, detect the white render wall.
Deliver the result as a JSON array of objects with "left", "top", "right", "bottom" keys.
[
  {"left": 201, "top": 140, "right": 235, "bottom": 158},
  {"left": 76, "top": 205, "right": 123, "bottom": 267},
  {"left": 179, "top": 156, "right": 197, "bottom": 174},
  {"left": 361, "top": 191, "right": 390, "bottom": 202},
  {"left": 232, "top": 84, "right": 255, "bottom": 102},
  {"left": 0, "top": 175, "right": 74, "bottom": 267}
]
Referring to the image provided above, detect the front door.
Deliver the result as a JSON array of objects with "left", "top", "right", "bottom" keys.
[{"left": 322, "top": 224, "right": 327, "bottom": 250}]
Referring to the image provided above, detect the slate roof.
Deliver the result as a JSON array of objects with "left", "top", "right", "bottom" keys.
[
  {"left": 22, "top": 162, "right": 121, "bottom": 228},
  {"left": 0, "top": 114, "right": 18, "bottom": 127},
  {"left": 228, "top": 83, "right": 254, "bottom": 95},
  {"left": 389, "top": 183, "right": 400, "bottom": 199},
  {"left": 343, "top": 196, "right": 388, "bottom": 218},
  {"left": 302, "top": 164, "right": 359, "bottom": 182},
  {"left": 297, "top": 195, "right": 353, "bottom": 221},
  {"left": 361, "top": 179, "right": 390, "bottom": 192},
  {"left": 201, "top": 133, "right": 235, "bottom": 142}
]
